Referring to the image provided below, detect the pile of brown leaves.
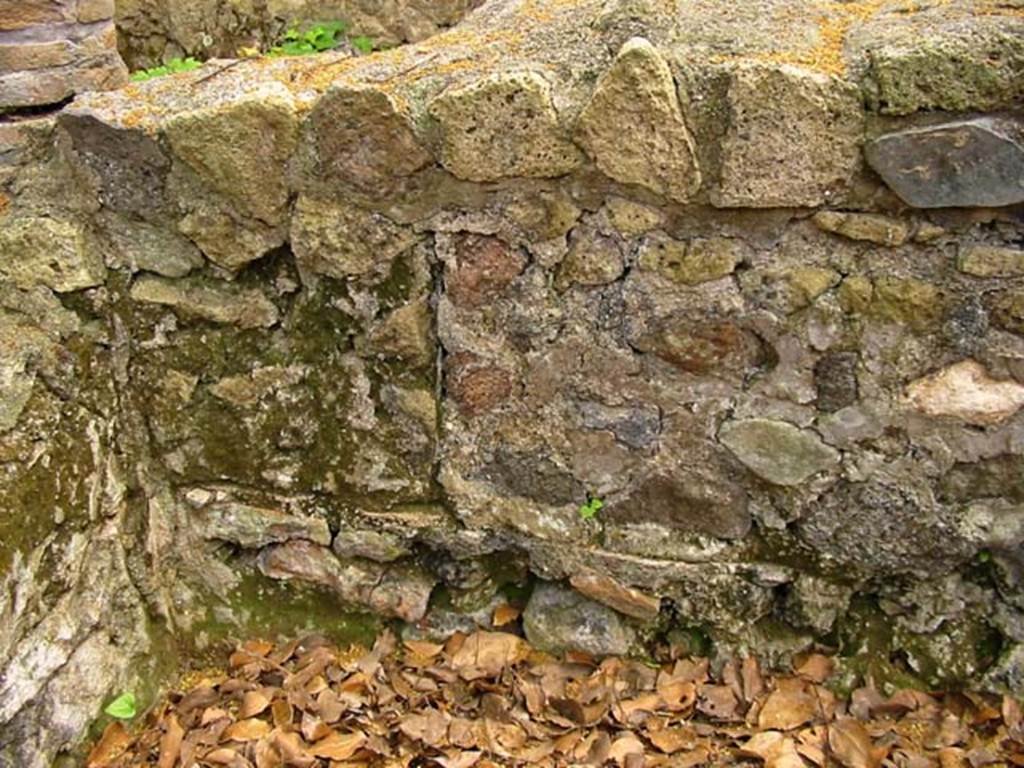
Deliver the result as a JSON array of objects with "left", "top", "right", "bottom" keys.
[{"left": 86, "top": 630, "right": 1024, "bottom": 768}]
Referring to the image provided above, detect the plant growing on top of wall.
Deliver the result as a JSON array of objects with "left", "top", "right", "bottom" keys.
[
  {"left": 130, "top": 57, "right": 201, "bottom": 81},
  {"left": 269, "top": 21, "right": 348, "bottom": 56}
]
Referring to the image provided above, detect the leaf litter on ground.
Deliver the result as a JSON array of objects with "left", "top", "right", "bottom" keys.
[{"left": 85, "top": 630, "right": 1024, "bottom": 768}]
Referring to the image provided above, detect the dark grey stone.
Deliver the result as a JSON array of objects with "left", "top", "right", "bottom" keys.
[
  {"left": 814, "top": 351, "right": 859, "bottom": 412},
  {"left": 865, "top": 118, "right": 1024, "bottom": 209}
]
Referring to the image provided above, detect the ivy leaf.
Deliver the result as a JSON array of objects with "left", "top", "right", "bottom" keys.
[{"left": 105, "top": 692, "right": 137, "bottom": 720}]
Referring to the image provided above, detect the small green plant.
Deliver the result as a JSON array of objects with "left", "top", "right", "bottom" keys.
[
  {"left": 578, "top": 496, "right": 604, "bottom": 521},
  {"left": 350, "top": 35, "right": 375, "bottom": 55},
  {"left": 104, "top": 692, "right": 137, "bottom": 719},
  {"left": 130, "top": 57, "right": 201, "bottom": 82},
  {"left": 270, "top": 21, "right": 347, "bottom": 56}
]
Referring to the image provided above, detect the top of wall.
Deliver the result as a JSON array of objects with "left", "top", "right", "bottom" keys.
[{"left": 64, "top": 0, "right": 1024, "bottom": 212}]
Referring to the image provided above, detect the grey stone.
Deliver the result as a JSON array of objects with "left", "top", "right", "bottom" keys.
[
  {"left": 0, "top": 216, "right": 105, "bottom": 292},
  {"left": 718, "top": 419, "right": 839, "bottom": 486},
  {"left": 193, "top": 502, "right": 331, "bottom": 549},
  {"left": 814, "top": 351, "right": 859, "bottom": 413},
  {"left": 785, "top": 575, "right": 854, "bottom": 635},
  {"left": 129, "top": 275, "right": 280, "bottom": 329},
  {"left": 606, "top": 474, "right": 751, "bottom": 540},
  {"left": 523, "top": 581, "right": 636, "bottom": 657},
  {"left": 865, "top": 118, "right": 1024, "bottom": 209},
  {"left": 483, "top": 448, "right": 583, "bottom": 507},
  {"left": 258, "top": 540, "right": 435, "bottom": 622}
]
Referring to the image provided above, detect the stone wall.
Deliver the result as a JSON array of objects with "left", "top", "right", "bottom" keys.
[
  {"left": 0, "top": 0, "right": 127, "bottom": 110},
  {"left": 2, "top": 0, "right": 1024, "bottom": 765},
  {"left": 114, "top": 0, "right": 484, "bottom": 70}
]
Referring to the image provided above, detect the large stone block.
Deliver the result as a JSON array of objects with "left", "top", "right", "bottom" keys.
[
  {"left": 429, "top": 70, "right": 583, "bottom": 181},
  {"left": 575, "top": 37, "right": 701, "bottom": 203}
]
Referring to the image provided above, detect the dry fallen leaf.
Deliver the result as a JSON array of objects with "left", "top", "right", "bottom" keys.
[
  {"left": 647, "top": 726, "right": 697, "bottom": 754},
  {"left": 794, "top": 654, "right": 834, "bottom": 684},
  {"left": 759, "top": 679, "right": 818, "bottom": 731},
  {"left": 829, "top": 718, "right": 884, "bottom": 768},
  {"left": 310, "top": 730, "right": 366, "bottom": 760},
  {"left": 742, "top": 731, "right": 808, "bottom": 768},
  {"left": 492, "top": 603, "right": 522, "bottom": 627},
  {"left": 224, "top": 718, "right": 272, "bottom": 742},
  {"left": 449, "top": 631, "right": 529, "bottom": 680},
  {"left": 157, "top": 713, "right": 184, "bottom": 768},
  {"left": 86, "top": 722, "right": 133, "bottom": 768}
]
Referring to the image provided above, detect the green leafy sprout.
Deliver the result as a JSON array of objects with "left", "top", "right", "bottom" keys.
[
  {"left": 104, "top": 692, "right": 137, "bottom": 720},
  {"left": 350, "top": 35, "right": 375, "bottom": 55},
  {"left": 270, "top": 21, "right": 347, "bottom": 56},
  {"left": 579, "top": 496, "right": 604, "bottom": 521},
  {"left": 130, "top": 57, "right": 201, "bottom": 82}
]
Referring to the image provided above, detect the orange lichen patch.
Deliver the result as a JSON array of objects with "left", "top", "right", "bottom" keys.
[
  {"left": 0, "top": 192, "right": 10, "bottom": 217},
  {"left": 706, "top": 0, "right": 892, "bottom": 76},
  {"left": 518, "top": 0, "right": 591, "bottom": 22}
]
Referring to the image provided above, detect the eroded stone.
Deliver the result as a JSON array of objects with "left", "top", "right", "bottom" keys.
[
  {"left": 713, "top": 65, "right": 863, "bottom": 208},
  {"left": 904, "top": 359, "right": 1024, "bottom": 427},
  {"left": 575, "top": 37, "right": 701, "bottom": 203},
  {"left": 718, "top": 419, "right": 839, "bottom": 486},
  {"left": 523, "top": 582, "right": 637, "bottom": 656},
  {"left": 129, "top": 275, "right": 279, "bottom": 329},
  {"left": 429, "top": 70, "right": 583, "bottom": 181}
]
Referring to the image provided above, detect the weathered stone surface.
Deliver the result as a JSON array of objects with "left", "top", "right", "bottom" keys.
[
  {"left": 97, "top": 211, "right": 204, "bottom": 278},
  {"left": 633, "top": 318, "right": 766, "bottom": 378},
  {"left": 865, "top": 119, "right": 1024, "bottom": 209},
  {"left": 904, "top": 360, "right": 1024, "bottom": 427},
  {"left": 719, "top": 419, "right": 839, "bottom": 486},
  {"left": 606, "top": 474, "right": 751, "bottom": 540},
  {"left": 851, "top": 7, "right": 1024, "bottom": 115},
  {"left": 302, "top": 86, "right": 433, "bottom": 192},
  {"left": 364, "top": 299, "right": 434, "bottom": 367},
  {"left": 0, "top": 18, "right": 127, "bottom": 109},
  {"left": 814, "top": 351, "right": 859, "bottom": 413},
  {"left": 523, "top": 582, "right": 637, "bottom": 656},
  {"left": 958, "top": 245, "right": 1024, "bottom": 279},
  {"left": 557, "top": 225, "right": 624, "bottom": 288},
  {"left": 445, "top": 234, "right": 526, "bottom": 309},
  {"left": 291, "top": 196, "right": 418, "bottom": 280},
  {"left": 193, "top": 502, "right": 331, "bottom": 549},
  {"left": 447, "top": 356, "right": 515, "bottom": 417},
  {"left": 569, "top": 569, "right": 661, "bottom": 621},
  {"left": 713, "top": 65, "right": 863, "bottom": 208},
  {"left": 575, "top": 37, "right": 700, "bottom": 203},
  {"left": 166, "top": 87, "right": 299, "bottom": 224},
  {"left": 429, "top": 70, "right": 583, "bottom": 181},
  {"left": 812, "top": 211, "right": 909, "bottom": 247},
  {"left": 0, "top": 216, "right": 105, "bottom": 292},
  {"left": 258, "top": 540, "right": 434, "bottom": 622},
  {"left": 129, "top": 275, "right": 280, "bottom": 329},
  {"left": 637, "top": 233, "right": 743, "bottom": 286}
]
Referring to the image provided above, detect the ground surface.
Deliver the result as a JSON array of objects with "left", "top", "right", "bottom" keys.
[{"left": 85, "top": 630, "right": 1024, "bottom": 768}]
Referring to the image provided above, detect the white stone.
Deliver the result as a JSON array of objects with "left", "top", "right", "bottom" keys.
[{"left": 904, "top": 359, "right": 1024, "bottom": 426}]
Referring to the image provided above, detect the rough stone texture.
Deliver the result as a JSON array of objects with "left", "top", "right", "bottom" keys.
[
  {"left": 523, "top": 582, "right": 638, "bottom": 657},
  {"left": 575, "top": 37, "right": 700, "bottom": 203},
  {"left": 429, "top": 70, "right": 583, "bottom": 182},
  {"left": 0, "top": 2, "right": 127, "bottom": 109},
  {"left": 904, "top": 360, "right": 1024, "bottom": 427},
  {"left": 719, "top": 419, "right": 839, "bottom": 487},
  {"left": 4, "top": 2, "right": 1024, "bottom": 764},
  {"left": 712, "top": 65, "right": 863, "bottom": 208}
]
